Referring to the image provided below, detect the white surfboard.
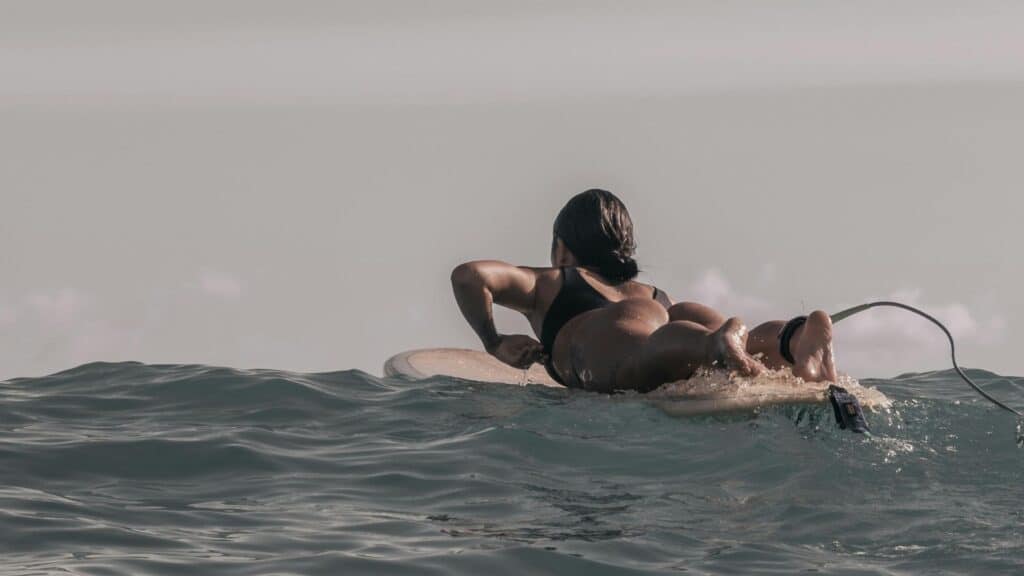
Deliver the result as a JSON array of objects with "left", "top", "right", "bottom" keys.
[
  {"left": 384, "top": 348, "right": 563, "bottom": 387},
  {"left": 383, "top": 348, "right": 890, "bottom": 415}
]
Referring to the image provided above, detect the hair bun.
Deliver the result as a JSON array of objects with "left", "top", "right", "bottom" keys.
[
  {"left": 596, "top": 252, "right": 638, "bottom": 282},
  {"left": 615, "top": 256, "right": 639, "bottom": 282}
]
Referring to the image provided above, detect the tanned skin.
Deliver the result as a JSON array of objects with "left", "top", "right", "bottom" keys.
[{"left": 452, "top": 238, "right": 836, "bottom": 393}]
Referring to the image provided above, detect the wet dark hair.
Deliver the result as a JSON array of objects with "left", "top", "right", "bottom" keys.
[{"left": 553, "top": 189, "right": 639, "bottom": 282}]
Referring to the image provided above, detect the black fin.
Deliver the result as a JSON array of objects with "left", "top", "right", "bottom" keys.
[{"left": 828, "top": 384, "right": 870, "bottom": 433}]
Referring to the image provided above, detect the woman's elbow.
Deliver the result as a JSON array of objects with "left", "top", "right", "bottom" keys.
[{"left": 451, "top": 262, "right": 484, "bottom": 288}]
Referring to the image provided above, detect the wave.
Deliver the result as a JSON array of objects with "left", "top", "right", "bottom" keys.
[{"left": 1, "top": 361, "right": 1022, "bottom": 575}]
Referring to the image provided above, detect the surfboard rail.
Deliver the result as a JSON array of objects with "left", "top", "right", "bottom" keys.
[
  {"left": 384, "top": 348, "right": 561, "bottom": 387},
  {"left": 383, "top": 348, "right": 890, "bottom": 414}
]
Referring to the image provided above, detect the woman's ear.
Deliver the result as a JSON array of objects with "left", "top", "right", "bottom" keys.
[{"left": 550, "top": 237, "right": 575, "bottom": 267}]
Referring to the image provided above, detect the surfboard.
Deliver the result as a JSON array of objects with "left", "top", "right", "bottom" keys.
[
  {"left": 383, "top": 348, "right": 890, "bottom": 415},
  {"left": 384, "top": 348, "right": 563, "bottom": 387}
]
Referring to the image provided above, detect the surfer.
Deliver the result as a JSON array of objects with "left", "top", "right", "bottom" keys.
[{"left": 451, "top": 189, "right": 837, "bottom": 392}]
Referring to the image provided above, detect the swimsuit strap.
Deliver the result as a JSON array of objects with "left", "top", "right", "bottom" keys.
[
  {"left": 539, "top": 266, "right": 610, "bottom": 356},
  {"left": 778, "top": 315, "right": 808, "bottom": 364}
]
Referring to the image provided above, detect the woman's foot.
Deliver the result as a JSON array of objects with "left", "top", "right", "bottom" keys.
[
  {"left": 708, "top": 318, "right": 764, "bottom": 377},
  {"left": 790, "top": 310, "right": 838, "bottom": 382}
]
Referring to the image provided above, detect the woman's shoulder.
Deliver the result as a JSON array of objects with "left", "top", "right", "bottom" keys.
[
  {"left": 570, "top": 267, "right": 661, "bottom": 298},
  {"left": 623, "top": 275, "right": 674, "bottom": 306},
  {"left": 526, "top": 266, "right": 564, "bottom": 287}
]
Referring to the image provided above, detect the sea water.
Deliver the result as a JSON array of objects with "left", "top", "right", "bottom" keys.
[{"left": 1, "top": 363, "right": 1022, "bottom": 575}]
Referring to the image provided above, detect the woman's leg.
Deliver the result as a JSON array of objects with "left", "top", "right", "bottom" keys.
[
  {"left": 743, "top": 312, "right": 836, "bottom": 380},
  {"left": 746, "top": 320, "right": 787, "bottom": 368},
  {"left": 620, "top": 317, "right": 764, "bottom": 391},
  {"left": 671, "top": 302, "right": 838, "bottom": 381},
  {"left": 554, "top": 299, "right": 762, "bottom": 393},
  {"left": 668, "top": 301, "right": 726, "bottom": 329}
]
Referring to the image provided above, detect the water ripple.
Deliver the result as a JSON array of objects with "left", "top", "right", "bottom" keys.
[{"left": 0, "top": 362, "right": 1021, "bottom": 574}]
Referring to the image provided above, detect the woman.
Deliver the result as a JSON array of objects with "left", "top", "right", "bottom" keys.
[{"left": 451, "top": 189, "right": 837, "bottom": 393}]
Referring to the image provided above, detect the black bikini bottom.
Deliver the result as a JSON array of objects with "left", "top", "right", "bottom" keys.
[{"left": 543, "top": 357, "right": 565, "bottom": 386}]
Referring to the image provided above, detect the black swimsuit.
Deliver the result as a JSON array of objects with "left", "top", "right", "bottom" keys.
[{"left": 539, "top": 267, "right": 667, "bottom": 385}]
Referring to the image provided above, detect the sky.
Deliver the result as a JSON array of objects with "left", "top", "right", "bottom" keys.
[{"left": 2, "top": 1, "right": 1023, "bottom": 380}]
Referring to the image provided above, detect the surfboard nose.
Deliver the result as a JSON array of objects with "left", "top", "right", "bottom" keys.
[{"left": 384, "top": 348, "right": 561, "bottom": 387}]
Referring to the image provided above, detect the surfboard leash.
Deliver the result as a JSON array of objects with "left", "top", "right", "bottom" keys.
[{"left": 830, "top": 301, "right": 1022, "bottom": 418}]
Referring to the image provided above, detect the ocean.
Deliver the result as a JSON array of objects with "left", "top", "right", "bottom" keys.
[{"left": 1, "top": 362, "right": 1021, "bottom": 575}]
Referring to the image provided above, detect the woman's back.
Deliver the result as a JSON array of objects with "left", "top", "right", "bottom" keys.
[
  {"left": 527, "top": 267, "right": 663, "bottom": 332},
  {"left": 534, "top": 267, "right": 667, "bottom": 353}
]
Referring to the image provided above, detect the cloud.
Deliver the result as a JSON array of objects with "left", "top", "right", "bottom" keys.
[
  {"left": 683, "top": 269, "right": 1005, "bottom": 376},
  {"left": 834, "top": 289, "right": 1002, "bottom": 346},
  {"left": 197, "top": 270, "right": 243, "bottom": 300},
  {"left": 26, "top": 288, "right": 83, "bottom": 325},
  {"left": 831, "top": 290, "right": 1006, "bottom": 376},
  {"left": 0, "top": 288, "right": 144, "bottom": 379},
  {"left": 0, "top": 306, "right": 15, "bottom": 326},
  {"left": 0, "top": 273, "right": 247, "bottom": 379},
  {"left": 686, "top": 268, "right": 772, "bottom": 320}
]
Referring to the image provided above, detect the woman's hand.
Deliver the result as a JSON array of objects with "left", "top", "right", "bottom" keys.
[
  {"left": 487, "top": 334, "right": 546, "bottom": 369},
  {"left": 451, "top": 261, "right": 542, "bottom": 367}
]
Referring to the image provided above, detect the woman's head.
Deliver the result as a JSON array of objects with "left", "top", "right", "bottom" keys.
[{"left": 551, "top": 189, "right": 638, "bottom": 282}]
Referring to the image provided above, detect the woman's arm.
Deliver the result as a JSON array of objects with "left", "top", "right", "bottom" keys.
[{"left": 450, "top": 260, "right": 544, "bottom": 368}]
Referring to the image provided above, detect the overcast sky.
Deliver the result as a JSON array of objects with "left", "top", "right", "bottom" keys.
[{"left": 2, "top": 1, "right": 1023, "bottom": 380}]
